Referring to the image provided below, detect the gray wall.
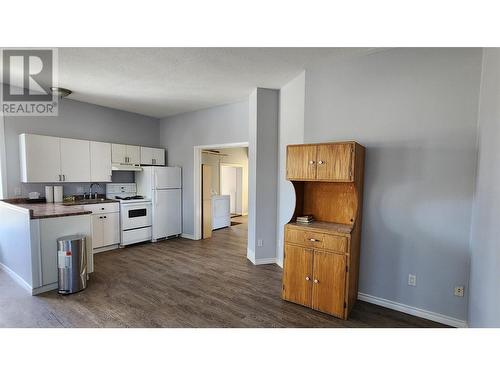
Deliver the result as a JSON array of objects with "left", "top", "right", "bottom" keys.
[
  {"left": 159, "top": 100, "right": 249, "bottom": 236},
  {"left": 468, "top": 48, "right": 500, "bottom": 327},
  {"left": 277, "top": 72, "right": 305, "bottom": 267},
  {"left": 2, "top": 89, "right": 160, "bottom": 198},
  {"left": 303, "top": 48, "right": 482, "bottom": 321},
  {"left": 247, "top": 89, "right": 279, "bottom": 262}
]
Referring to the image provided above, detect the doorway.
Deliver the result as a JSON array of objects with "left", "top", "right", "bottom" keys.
[
  {"left": 220, "top": 164, "right": 243, "bottom": 217},
  {"left": 194, "top": 143, "right": 249, "bottom": 240}
]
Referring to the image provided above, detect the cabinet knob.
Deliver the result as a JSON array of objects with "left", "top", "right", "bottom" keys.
[
  {"left": 318, "top": 160, "right": 325, "bottom": 165},
  {"left": 309, "top": 160, "right": 315, "bottom": 165},
  {"left": 314, "top": 279, "right": 319, "bottom": 284},
  {"left": 305, "top": 276, "right": 310, "bottom": 281},
  {"left": 309, "top": 238, "right": 320, "bottom": 242}
]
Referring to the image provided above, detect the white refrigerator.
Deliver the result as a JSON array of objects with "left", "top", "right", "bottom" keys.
[{"left": 136, "top": 166, "right": 182, "bottom": 241}]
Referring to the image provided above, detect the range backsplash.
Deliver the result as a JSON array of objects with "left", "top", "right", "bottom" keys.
[{"left": 19, "top": 171, "right": 135, "bottom": 198}]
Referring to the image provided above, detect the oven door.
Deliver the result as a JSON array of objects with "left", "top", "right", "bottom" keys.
[{"left": 121, "top": 202, "right": 152, "bottom": 230}]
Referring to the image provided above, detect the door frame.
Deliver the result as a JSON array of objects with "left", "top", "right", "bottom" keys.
[
  {"left": 193, "top": 142, "right": 249, "bottom": 240},
  {"left": 219, "top": 162, "right": 244, "bottom": 215}
]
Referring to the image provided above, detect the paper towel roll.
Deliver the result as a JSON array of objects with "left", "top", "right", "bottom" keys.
[
  {"left": 45, "top": 186, "right": 54, "bottom": 203},
  {"left": 53, "top": 186, "right": 63, "bottom": 203}
]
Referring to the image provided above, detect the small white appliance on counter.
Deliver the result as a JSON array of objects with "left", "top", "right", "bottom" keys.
[
  {"left": 136, "top": 166, "right": 182, "bottom": 241},
  {"left": 106, "top": 183, "right": 152, "bottom": 247}
]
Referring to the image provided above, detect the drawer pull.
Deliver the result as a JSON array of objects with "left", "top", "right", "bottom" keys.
[
  {"left": 318, "top": 160, "right": 325, "bottom": 165},
  {"left": 308, "top": 238, "right": 321, "bottom": 242},
  {"left": 309, "top": 160, "right": 315, "bottom": 165},
  {"left": 314, "top": 279, "right": 319, "bottom": 284},
  {"left": 305, "top": 276, "right": 310, "bottom": 281}
]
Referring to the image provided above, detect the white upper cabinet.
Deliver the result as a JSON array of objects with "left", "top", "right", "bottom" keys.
[
  {"left": 20, "top": 134, "right": 61, "bottom": 183},
  {"left": 112, "top": 143, "right": 140, "bottom": 165},
  {"left": 60, "top": 138, "right": 91, "bottom": 182},
  {"left": 152, "top": 148, "right": 165, "bottom": 165},
  {"left": 127, "top": 145, "right": 141, "bottom": 164},
  {"left": 90, "top": 141, "right": 112, "bottom": 182},
  {"left": 20, "top": 134, "right": 164, "bottom": 184},
  {"left": 111, "top": 144, "right": 127, "bottom": 164},
  {"left": 140, "top": 146, "right": 165, "bottom": 166}
]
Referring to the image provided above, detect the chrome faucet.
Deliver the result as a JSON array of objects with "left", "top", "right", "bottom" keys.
[{"left": 89, "top": 183, "right": 100, "bottom": 200}]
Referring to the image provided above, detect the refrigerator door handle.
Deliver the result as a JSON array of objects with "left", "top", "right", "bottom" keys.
[{"left": 155, "top": 190, "right": 158, "bottom": 206}]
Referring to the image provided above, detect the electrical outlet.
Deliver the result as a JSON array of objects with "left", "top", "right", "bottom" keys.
[
  {"left": 408, "top": 274, "right": 417, "bottom": 287},
  {"left": 14, "top": 187, "right": 21, "bottom": 196},
  {"left": 257, "top": 239, "right": 263, "bottom": 247},
  {"left": 454, "top": 286, "right": 465, "bottom": 297}
]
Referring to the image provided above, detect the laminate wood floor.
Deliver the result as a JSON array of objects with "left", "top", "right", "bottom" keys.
[{"left": 0, "top": 220, "right": 447, "bottom": 328}]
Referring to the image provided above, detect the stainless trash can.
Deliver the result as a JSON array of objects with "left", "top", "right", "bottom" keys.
[{"left": 57, "top": 235, "right": 87, "bottom": 294}]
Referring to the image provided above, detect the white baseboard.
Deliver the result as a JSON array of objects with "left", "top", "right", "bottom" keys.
[
  {"left": 0, "top": 262, "right": 32, "bottom": 293},
  {"left": 246, "top": 248, "right": 277, "bottom": 265},
  {"left": 32, "top": 282, "right": 58, "bottom": 295},
  {"left": 276, "top": 258, "right": 283, "bottom": 268},
  {"left": 358, "top": 292, "right": 468, "bottom": 328},
  {"left": 181, "top": 233, "right": 196, "bottom": 240},
  {"left": 93, "top": 244, "right": 119, "bottom": 254},
  {"left": 254, "top": 257, "right": 277, "bottom": 265}
]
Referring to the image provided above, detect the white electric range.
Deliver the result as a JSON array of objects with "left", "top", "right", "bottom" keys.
[{"left": 106, "top": 183, "right": 152, "bottom": 246}]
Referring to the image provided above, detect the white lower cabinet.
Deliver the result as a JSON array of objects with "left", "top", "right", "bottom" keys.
[{"left": 89, "top": 203, "right": 120, "bottom": 252}]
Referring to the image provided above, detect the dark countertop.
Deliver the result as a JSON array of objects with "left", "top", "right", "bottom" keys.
[{"left": 1, "top": 200, "right": 92, "bottom": 219}]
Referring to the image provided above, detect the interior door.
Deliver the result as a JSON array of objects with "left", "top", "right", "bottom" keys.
[
  {"left": 155, "top": 167, "right": 181, "bottom": 189},
  {"left": 90, "top": 141, "right": 112, "bottom": 182},
  {"left": 282, "top": 244, "right": 313, "bottom": 307},
  {"left": 60, "top": 138, "right": 91, "bottom": 182},
  {"left": 202, "top": 164, "right": 212, "bottom": 239},
  {"left": 312, "top": 250, "right": 347, "bottom": 317},
  {"left": 316, "top": 143, "right": 353, "bottom": 181},
  {"left": 102, "top": 212, "right": 120, "bottom": 246},
  {"left": 286, "top": 145, "right": 317, "bottom": 180}
]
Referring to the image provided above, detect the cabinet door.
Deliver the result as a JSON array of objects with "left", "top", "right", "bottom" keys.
[
  {"left": 20, "top": 134, "right": 61, "bottom": 183},
  {"left": 60, "top": 138, "right": 91, "bottom": 182},
  {"left": 312, "top": 251, "right": 346, "bottom": 317},
  {"left": 112, "top": 144, "right": 127, "bottom": 163},
  {"left": 152, "top": 148, "right": 165, "bottom": 166},
  {"left": 127, "top": 145, "right": 141, "bottom": 164},
  {"left": 101, "top": 212, "right": 120, "bottom": 247},
  {"left": 316, "top": 143, "right": 353, "bottom": 181},
  {"left": 286, "top": 145, "right": 317, "bottom": 180},
  {"left": 140, "top": 147, "right": 154, "bottom": 165},
  {"left": 90, "top": 141, "right": 112, "bottom": 182},
  {"left": 282, "top": 244, "right": 313, "bottom": 307},
  {"left": 91, "top": 215, "right": 104, "bottom": 249}
]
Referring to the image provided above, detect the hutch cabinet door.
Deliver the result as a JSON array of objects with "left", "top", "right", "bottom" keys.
[
  {"left": 286, "top": 145, "right": 317, "bottom": 180},
  {"left": 316, "top": 143, "right": 353, "bottom": 181},
  {"left": 311, "top": 250, "right": 347, "bottom": 317},
  {"left": 282, "top": 244, "right": 313, "bottom": 307}
]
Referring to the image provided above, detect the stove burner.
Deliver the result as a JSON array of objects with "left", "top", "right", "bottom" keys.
[{"left": 115, "top": 195, "right": 145, "bottom": 200}]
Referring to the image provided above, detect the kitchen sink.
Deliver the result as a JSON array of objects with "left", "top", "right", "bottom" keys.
[{"left": 63, "top": 198, "right": 117, "bottom": 206}]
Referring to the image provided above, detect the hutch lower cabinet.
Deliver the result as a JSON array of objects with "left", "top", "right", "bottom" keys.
[{"left": 282, "top": 141, "right": 365, "bottom": 319}]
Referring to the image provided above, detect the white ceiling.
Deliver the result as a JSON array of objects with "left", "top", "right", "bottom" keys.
[{"left": 2, "top": 48, "right": 382, "bottom": 118}]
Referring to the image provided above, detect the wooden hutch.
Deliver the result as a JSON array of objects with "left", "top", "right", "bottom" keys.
[{"left": 282, "top": 141, "right": 365, "bottom": 319}]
